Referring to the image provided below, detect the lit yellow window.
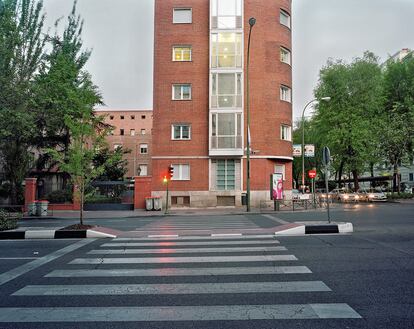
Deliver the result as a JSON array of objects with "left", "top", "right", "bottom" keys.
[{"left": 173, "top": 46, "right": 192, "bottom": 61}]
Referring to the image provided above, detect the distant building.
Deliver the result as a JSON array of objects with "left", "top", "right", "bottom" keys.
[
  {"left": 96, "top": 109, "right": 153, "bottom": 178},
  {"left": 150, "top": 0, "right": 293, "bottom": 208}
]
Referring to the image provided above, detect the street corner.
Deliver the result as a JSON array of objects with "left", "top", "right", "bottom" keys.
[{"left": 274, "top": 221, "right": 353, "bottom": 236}]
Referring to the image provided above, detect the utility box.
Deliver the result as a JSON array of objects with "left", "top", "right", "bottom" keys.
[
  {"left": 28, "top": 202, "right": 37, "bottom": 216},
  {"left": 241, "top": 193, "right": 247, "bottom": 206}
]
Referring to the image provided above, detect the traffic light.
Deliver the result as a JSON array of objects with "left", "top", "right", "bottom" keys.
[{"left": 168, "top": 165, "right": 174, "bottom": 180}]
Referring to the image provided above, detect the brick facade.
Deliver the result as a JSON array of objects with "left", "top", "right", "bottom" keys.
[
  {"left": 96, "top": 109, "right": 153, "bottom": 178},
  {"left": 152, "top": 0, "right": 293, "bottom": 207}
]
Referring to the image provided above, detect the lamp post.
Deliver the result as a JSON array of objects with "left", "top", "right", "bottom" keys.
[
  {"left": 246, "top": 17, "right": 256, "bottom": 212},
  {"left": 301, "top": 97, "right": 330, "bottom": 193}
]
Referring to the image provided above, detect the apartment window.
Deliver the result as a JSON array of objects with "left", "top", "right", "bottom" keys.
[
  {"left": 280, "top": 9, "right": 291, "bottom": 28},
  {"left": 211, "top": 0, "right": 242, "bottom": 29},
  {"left": 113, "top": 144, "right": 122, "bottom": 150},
  {"left": 211, "top": 73, "right": 242, "bottom": 108},
  {"left": 120, "top": 115, "right": 124, "bottom": 120},
  {"left": 280, "top": 85, "right": 291, "bottom": 102},
  {"left": 275, "top": 164, "right": 286, "bottom": 181},
  {"left": 172, "top": 84, "right": 191, "bottom": 100},
  {"left": 130, "top": 129, "right": 135, "bottom": 136},
  {"left": 211, "top": 33, "right": 242, "bottom": 68},
  {"left": 280, "top": 47, "right": 291, "bottom": 65},
  {"left": 171, "top": 164, "right": 190, "bottom": 180},
  {"left": 141, "top": 115, "right": 146, "bottom": 119},
  {"left": 139, "top": 144, "right": 148, "bottom": 154},
  {"left": 172, "top": 124, "right": 191, "bottom": 140},
  {"left": 141, "top": 129, "right": 146, "bottom": 135},
  {"left": 173, "top": 46, "right": 192, "bottom": 61},
  {"left": 120, "top": 129, "right": 124, "bottom": 136},
  {"left": 173, "top": 8, "right": 192, "bottom": 24},
  {"left": 211, "top": 112, "right": 242, "bottom": 149},
  {"left": 109, "top": 115, "right": 114, "bottom": 120},
  {"left": 409, "top": 173, "right": 414, "bottom": 181},
  {"left": 131, "top": 115, "right": 135, "bottom": 120},
  {"left": 281, "top": 125, "right": 291, "bottom": 141},
  {"left": 217, "top": 159, "right": 235, "bottom": 190},
  {"left": 138, "top": 164, "right": 148, "bottom": 176}
]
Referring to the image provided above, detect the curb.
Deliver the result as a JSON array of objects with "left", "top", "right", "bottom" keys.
[
  {"left": 0, "top": 228, "right": 116, "bottom": 240},
  {"left": 275, "top": 222, "right": 353, "bottom": 235}
]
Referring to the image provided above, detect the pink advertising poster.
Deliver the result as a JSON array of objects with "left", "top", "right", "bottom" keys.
[{"left": 272, "top": 173, "right": 284, "bottom": 200}]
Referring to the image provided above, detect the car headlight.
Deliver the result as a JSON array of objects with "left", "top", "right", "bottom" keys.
[
  {"left": 355, "top": 195, "right": 359, "bottom": 199},
  {"left": 369, "top": 194, "right": 375, "bottom": 199},
  {"left": 344, "top": 195, "right": 349, "bottom": 199}
]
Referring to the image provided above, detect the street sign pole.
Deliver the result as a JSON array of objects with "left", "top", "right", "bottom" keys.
[
  {"left": 165, "top": 180, "right": 169, "bottom": 215},
  {"left": 322, "top": 146, "right": 331, "bottom": 223}
]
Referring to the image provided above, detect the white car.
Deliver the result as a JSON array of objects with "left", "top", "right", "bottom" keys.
[
  {"left": 358, "top": 189, "right": 387, "bottom": 202},
  {"left": 332, "top": 188, "right": 360, "bottom": 202}
]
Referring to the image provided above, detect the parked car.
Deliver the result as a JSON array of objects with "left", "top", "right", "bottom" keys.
[
  {"left": 358, "top": 188, "right": 387, "bottom": 202},
  {"left": 317, "top": 189, "right": 333, "bottom": 201},
  {"left": 332, "top": 188, "right": 360, "bottom": 202}
]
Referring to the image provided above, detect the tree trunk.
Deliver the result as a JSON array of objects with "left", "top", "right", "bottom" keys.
[
  {"left": 392, "top": 163, "right": 400, "bottom": 193},
  {"left": 370, "top": 162, "right": 375, "bottom": 188},
  {"left": 79, "top": 180, "right": 84, "bottom": 226},
  {"left": 352, "top": 169, "right": 359, "bottom": 191}
]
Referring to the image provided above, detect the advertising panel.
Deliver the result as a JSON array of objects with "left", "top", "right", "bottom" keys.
[{"left": 271, "top": 173, "right": 284, "bottom": 200}]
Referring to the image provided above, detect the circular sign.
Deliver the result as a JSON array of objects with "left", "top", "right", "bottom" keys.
[{"left": 308, "top": 170, "right": 317, "bottom": 179}]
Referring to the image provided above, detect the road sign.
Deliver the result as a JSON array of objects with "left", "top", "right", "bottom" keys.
[
  {"left": 322, "top": 146, "right": 331, "bottom": 166},
  {"left": 304, "top": 144, "right": 315, "bottom": 157},
  {"left": 293, "top": 144, "right": 302, "bottom": 157},
  {"left": 308, "top": 170, "right": 317, "bottom": 179}
]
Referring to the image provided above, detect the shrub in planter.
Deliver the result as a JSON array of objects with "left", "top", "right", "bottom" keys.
[
  {"left": 0, "top": 209, "right": 19, "bottom": 231},
  {"left": 45, "top": 190, "right": 73, "bottom": 203},
  {"left": 84, "top": 195, "right": 122, "bottom": 204}
]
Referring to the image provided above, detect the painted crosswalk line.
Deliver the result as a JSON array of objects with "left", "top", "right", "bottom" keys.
[
  {"left": 0, "top": 304, "right": 361, "bottom": 322},
  {"left": 45, "top": 265, "right": 312, "bottom": 277},
  {"left": 115, "top": 235, "right": 276, "bottom": 241},
  {"left": 88, "top": 246, "right": 287, "bottom": 254},
  {"left": 101, "top": 240, "right": 280, "bottom": 247},
  {"left": 69, "top": 254, "right": 297, "bottom": 264}
]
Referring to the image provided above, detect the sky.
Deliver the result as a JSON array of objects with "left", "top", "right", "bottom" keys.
[{"left": 42, "top": 0, "right": 414, "bottom": 120}]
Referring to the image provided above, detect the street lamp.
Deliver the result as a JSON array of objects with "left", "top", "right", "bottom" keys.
[
  {"left": 301, "top": 97, "right": 330, "bottom": 193},
  {"left": 246, "top": 17, "right": 256, "bottom": 212}
]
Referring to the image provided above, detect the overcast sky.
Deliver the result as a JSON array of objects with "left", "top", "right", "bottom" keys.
[{"left": 42, "top": 0, "right": 414, "bottom": 120}]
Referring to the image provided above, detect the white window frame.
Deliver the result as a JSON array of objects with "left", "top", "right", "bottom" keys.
[
  {"left": 138, "top": 164, "right": 148, "bottom": 176},
  {"left": 171, "top": 164, "right": 190, "bottom": 180},
  {"left": 139, "top": 143, "right": 148, "bottom": 154},
  {"left": 173, "top": 8, "right": 192, "bottom": 24},
  {"left": 275, "top": 164, "right": 286, "bottom": 181},
  {"left": 216, "top": 159, "right": 236, "bottom": 190},
  {"left": 172, "top": 124, "right": 191, "bottom": 140},
  {"left": 130, "top": 129, "right": 135, "bottom": 136},
  {"left": 172, "top": 46, "right": 192, "bottom": 62},
  {"left": 113, "top": 144, "right": 122, "bottom": 150},
  {"left": 172, "top": 84, "right": 192, "bottom": 100},
  {"left": 280, "top": 125, "right": 292, "bottom": 141},
  {"left": 280, "top": 85, "right": 292, "bottom": 103},
  {"left": 280, "top": 9, "right": 291, "bottom": 28},
  {"left": 280, "top": 46, "right": 291, "bottom": 65},
  {"left": 141, "top": 129, "right": 146, "bottom": 135}
]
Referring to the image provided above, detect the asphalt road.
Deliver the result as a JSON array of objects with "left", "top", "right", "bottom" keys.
[{"left": 0, "top": 202, "right": 412, "bottom": 328}]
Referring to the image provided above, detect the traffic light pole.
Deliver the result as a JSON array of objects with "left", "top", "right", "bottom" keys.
[{"left": 165, "top": 180, "right": 169, "bottom": 215}]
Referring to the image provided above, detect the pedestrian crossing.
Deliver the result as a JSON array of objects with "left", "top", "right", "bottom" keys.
[
  {"left": 138, "top": 215, "right": 260, "bottom": 231},
  {"left": 0, "top": 235, "right": 361, "bottom": 324}
]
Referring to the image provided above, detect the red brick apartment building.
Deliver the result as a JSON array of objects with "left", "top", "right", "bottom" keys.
[
  {"left": 96, "top": 109, "right": 153, "bottom": 178},
  {"left": 151, "top": 0, "right": 293, "bottom": 207}
]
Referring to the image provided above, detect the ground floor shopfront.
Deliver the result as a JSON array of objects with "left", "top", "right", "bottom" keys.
[{"left": 148, "top": 157, "right": 292, "bottom": 208}]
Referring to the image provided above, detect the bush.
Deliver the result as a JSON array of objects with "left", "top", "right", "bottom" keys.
[
  {"left": 386, "top": 192, "right": 414, "bottom": 200},
  {"left": 0, "top": 209, "right": 19, "bottom": 231},
  {"left": 45, "top": 190, "right": 73, "bottom": 203}
]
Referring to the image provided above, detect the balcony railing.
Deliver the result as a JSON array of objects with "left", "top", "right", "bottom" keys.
[{"left": 211, "top": 136, "right": 242, "bottom": 149}]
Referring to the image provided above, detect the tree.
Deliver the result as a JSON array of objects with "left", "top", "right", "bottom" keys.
[
  {"left": 0, "top": 0, "right": 46, "bottom": 204},
  {"left": 93, "top": 146, "right": 130, "bottom": 181},
  {"left": 48, "top": 113, "right": 108, "bottom": 225},
  {"left": 380, "top": 54, "right": 414, "bottom": 192},
  {"left": 33, "top": 0, "right": 103, "bottom": 178},
  {"left": 313, "top": 52, "right": 384, "bottom": 190}
]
